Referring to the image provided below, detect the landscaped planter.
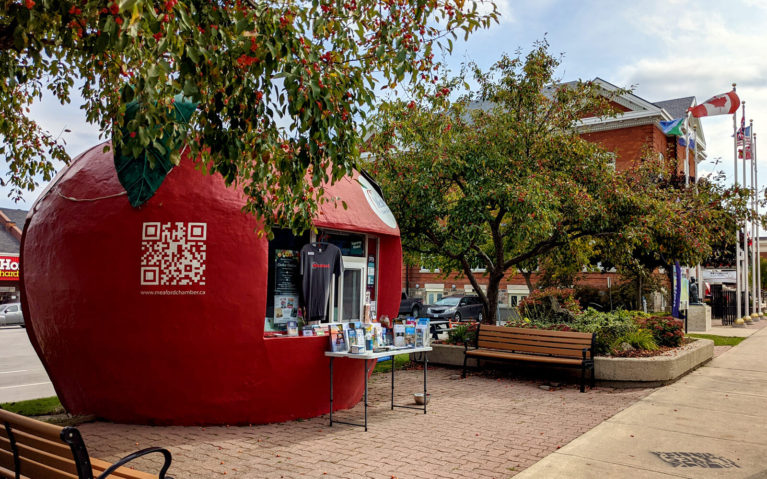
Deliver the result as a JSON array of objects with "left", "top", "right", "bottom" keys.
[
  {"left": 418, "top": 343, "right": 478, "bottom": 367},
  {"left": 422, "top": 339, "right": 714, "bottom": 388},
  {"left": 595, "top": 338, "right": 714, "bottom": 386}
]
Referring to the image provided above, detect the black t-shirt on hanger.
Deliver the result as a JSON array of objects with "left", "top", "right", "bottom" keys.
[{"left": 300, "top": 243, "right": 344, "bottom": 322}]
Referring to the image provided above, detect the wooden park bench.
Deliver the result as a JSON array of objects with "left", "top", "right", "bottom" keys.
[
  {"left": 462, "top": 325, "right": 595, "bottom": 392},
  {"left": 0, "top": 408, "right": 173, "bottom": 479}
]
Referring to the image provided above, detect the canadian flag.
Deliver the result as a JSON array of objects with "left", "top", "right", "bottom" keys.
[{"left": 688, "top": 90, "right": 741, "bottom": 118}]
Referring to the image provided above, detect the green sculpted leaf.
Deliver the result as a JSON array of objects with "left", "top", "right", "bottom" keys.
[{"left": 114, "top": 94, "right": 197, "bottom": 207}]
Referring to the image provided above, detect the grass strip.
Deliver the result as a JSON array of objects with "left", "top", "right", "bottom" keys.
[
  {"left": 688, "top": 334, "right": 747, "bottom": 347},
  {"left": 0, "top": 396, "right": 64, "bottom": 416},
  {"left": 373, "top": 354, "right": 411, "bottom": 374}
]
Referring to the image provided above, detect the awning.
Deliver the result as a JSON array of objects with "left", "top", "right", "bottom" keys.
[{"left": 315, "top": 171, "right": 399, "bottom": 237}]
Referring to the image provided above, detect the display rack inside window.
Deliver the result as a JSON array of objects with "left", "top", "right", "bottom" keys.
[{"left": 264, "top": 229, "right": 378, "bottom": 338}]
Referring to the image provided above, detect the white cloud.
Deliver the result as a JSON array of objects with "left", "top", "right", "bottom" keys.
[{"left": 610, "top": 0, "right": 767, "bottom": 190}]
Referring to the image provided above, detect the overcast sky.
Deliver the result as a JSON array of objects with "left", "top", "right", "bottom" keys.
[{"left": 2, "top": 0, "right": 766, "bottom": 210}]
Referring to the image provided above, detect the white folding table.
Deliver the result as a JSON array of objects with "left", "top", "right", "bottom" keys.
[{"left": 325, "top": 346, "right": 432, "bottom": 431}]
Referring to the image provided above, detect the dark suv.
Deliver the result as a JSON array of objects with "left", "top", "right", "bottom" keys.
[{"left": 425, "top": 295, "right": 484, "bottom": 322}]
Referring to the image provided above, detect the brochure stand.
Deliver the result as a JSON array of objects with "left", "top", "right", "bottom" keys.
[{"left": 325, "top": 346, "right": 432, "bottom": 431}]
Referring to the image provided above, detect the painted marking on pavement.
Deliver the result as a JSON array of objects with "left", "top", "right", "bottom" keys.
[{"left": 0, "top": 382, "right": 52, "bottom": 390}]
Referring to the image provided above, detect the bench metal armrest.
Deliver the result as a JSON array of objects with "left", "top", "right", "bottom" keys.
[
  {"left": 97, "top": 447, "right": 173, "bottom": 479},
  {"left": 581, "top": 347, "right": 591, "bottom": 361}
]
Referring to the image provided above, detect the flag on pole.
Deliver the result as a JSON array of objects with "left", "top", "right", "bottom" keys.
[
  {"left": 737, "top": 125, "right": 753, "bottom": 146},
  {"left": 688, "top": 90, "right": 741, "bottom": 118},
  {"left": 659, "top": 117, "right": 685, "bottom": 136},
  {"left": 678, "top": 136, "right": 696, "bottom": 150},
  {"left": 737, "top": 115, "right": 746, "bottom": 140}
]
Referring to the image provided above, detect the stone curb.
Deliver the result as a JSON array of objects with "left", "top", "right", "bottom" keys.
[
  {"left": 594, "top": 338, "right": 713, "bottom": 386},
  {"left": 424, "top": 339, "right": 714, "bottom": 387}
]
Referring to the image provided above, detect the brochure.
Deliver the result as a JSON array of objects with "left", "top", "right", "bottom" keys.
[
  {"left": 286, "top": 320, "right": 299, "bottom": 337},
  {"left": 416, "top": 318, "right": 430, "bottom": 348},
  {"left": 328, "top": 324, "right": 347, "bottom": 352},
  {"left": 393, "top": 323, "right": 406, "bottom": 347},
  {"left": 405, "top": 324, "right": 416, "bottom": 348}
]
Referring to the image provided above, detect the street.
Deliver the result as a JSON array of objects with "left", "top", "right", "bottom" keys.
[{"left": 0, "top": 326, "right": 55, "bottom": 403}]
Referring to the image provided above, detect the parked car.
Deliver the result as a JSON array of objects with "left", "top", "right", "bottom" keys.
[
  {"left": 398, "top": 292, "right": 424, "bottom": 317},
  {"left": 0, "top": 302, "right": 24, "bottom": 327},
  {"left": 425, "top": 295, "right": 484, "bottom": 322}
]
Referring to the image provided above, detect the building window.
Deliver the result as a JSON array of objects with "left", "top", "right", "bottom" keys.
[
  {"left": 419, "top": 254, "right": 440, "bottom": 273},
  {"left": 425, "top": 284, "right": 444, "bottom": 304}
]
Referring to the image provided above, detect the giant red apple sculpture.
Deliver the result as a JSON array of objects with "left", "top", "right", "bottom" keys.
[{"left": 21, "top": 142, "right": 401, "bottom": 425}]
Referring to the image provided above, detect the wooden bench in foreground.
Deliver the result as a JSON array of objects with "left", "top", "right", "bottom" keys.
[
  {"left": 463, "top": 324, "right": 595, "bottom": 392},
  {"left": 0, "top": 408, "right": 173, "bottom": 479}
]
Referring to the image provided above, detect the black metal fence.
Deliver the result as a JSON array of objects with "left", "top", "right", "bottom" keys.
[{"left": 710, "top": 284, "right": 747, "bottom": 326}]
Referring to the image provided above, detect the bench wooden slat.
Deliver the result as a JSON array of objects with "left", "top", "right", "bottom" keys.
[
  {"left": 0, "top": 408, "right": 64, "bottom": 441},
  {"left": 481, "top": 335, "right": 592, "bottom": 351},
  {"left": 0, "top": 463, "right": 20, "bottom": 479},
  {"left": 16, "top": 440, "right": 79, "bottom": 476},
  {"left": 91, "top": 457, "right": 159, "bottom": 479},
  {"left": 480, "top": 328, "right": 591, "bottom": 345},
  {"left": 17, "top": 454, "right": 79, "bottom": 479},
  {"left": 1, "top": 446, "right": 16, "bottom": 473},
  {"left": 481, "top": 329, "right": 592, "bottom": 346},
  {"left": 493, "top": 325, "right": 593, "bottom": 339},
  {"left": 477, "top": 340, "right": 587, "bottom": 358},
  {"left": 466, "top": 349, "right": 583, "bottom": 365},
  {"left": 1, "top": 426, "right": 74, "bottom": 458}
]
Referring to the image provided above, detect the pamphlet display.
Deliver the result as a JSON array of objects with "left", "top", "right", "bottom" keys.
[{"left": 273, "top": 249, "right": 300, "bottom": 323}]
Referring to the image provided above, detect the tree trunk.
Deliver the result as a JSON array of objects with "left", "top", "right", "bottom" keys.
[
  {"left": 637, "top": 275, "right": 643, "bottom": 311},
  {"left": 521, "top": 270, "right": 534, "bottom": 291},
  {"left": 484, "top": 273, "right": 504, "bottom": 325}
]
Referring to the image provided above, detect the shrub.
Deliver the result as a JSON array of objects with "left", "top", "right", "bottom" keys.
[
  {"left": 446, "top": 322, "right": 478, "bottom": 346},
  {"left": 518, "top": 287, "right": 581, "bottom": 323},
  {"left": 638, "top": 316, "right": 684, "bottom": 347},
  {"left": 612, "top": 329, "right": 658, "bottom": 352},
  {"left": 570, "top": 308, "right": 637, "bottom": 355},
  {"left": 573, "top": 285, "right": 608, "bottom": 311},
  {"left": 504, "top": 319, "right": 573, "bottom": 332}
]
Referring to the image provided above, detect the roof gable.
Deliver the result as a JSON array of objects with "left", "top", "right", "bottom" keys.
[{"left": 591, "top": 78, "right": 668, "bottom": 115}]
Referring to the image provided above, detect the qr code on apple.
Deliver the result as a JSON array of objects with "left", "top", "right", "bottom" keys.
[{"left": 140, "top": 222, "right": 207, "bottom": 286}]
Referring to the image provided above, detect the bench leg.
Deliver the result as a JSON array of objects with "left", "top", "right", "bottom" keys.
[
  {"left": 591, "top": 364, "right": 595, "bottom": 389},
  {"left": 462, "top": 353, "right": 468, "bottom": 379},
  {"left": 580, "top": 362, "right": 586, "bottom": 393}
]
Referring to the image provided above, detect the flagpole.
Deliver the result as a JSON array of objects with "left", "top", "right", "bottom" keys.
[
  {"left": 756, "top": 131, "right": 762, "bottom": 317},
  {"left": 734, "top": 84, "right": 742, "bottom": 323},
  {"left": 751, "top": 119, "right": 758, "bottom": 318},
  {"left": 694, "top": 125, "right": 704, "bottom": 300},
  {"left": 684, "top": 112, "right": 691, "bottom": 188},
  {"left": 742, "top": 101, "right": 750, "bottom": 319}
]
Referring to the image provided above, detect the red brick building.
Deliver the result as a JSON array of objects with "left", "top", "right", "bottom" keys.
[
  {"left": 0, "top": 208, "right": 25, "bottom": 304},
  {"left": 401, "top": 78, "right": 705, "bottom": 308}
]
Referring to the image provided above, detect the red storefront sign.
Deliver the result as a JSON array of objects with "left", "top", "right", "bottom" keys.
[{"left": 0, "top": 255, "right": 19, "bottom": 281}]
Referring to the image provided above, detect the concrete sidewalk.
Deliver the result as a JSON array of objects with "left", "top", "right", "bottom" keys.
[{"left": 516, "top": 325, "right": 767, "bottom": 478}]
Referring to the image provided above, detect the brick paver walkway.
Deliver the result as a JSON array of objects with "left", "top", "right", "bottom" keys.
[{"left": 79, "top": 367, "right": 649, "bottom": 478}]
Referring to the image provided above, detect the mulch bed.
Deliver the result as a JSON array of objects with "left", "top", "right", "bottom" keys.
[{"left": 606, "top": 338, "right": 694, "bottom": 358}]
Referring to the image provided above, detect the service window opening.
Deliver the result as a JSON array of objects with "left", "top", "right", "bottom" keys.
[{"left": 264, "top": 229, "right": 378, "bottom": 336}]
